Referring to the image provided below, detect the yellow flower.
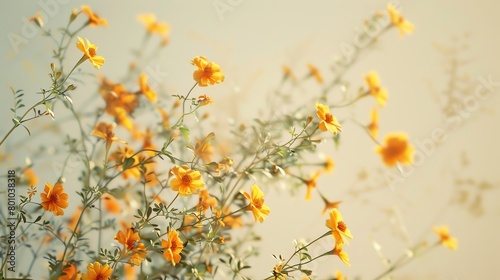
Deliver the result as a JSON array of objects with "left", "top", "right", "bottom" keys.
[
  {"left": 376, "top": 132, "right": 414, "bottom": 167},
  {"left": 81, "top": 5, "right": 108, "bottom": 27},
  {"left": 308, "top": 64, "right": 323, "bottom": 84},
  {"left": 272, "top": 261, "right": 287, "bottom": 280},
  {"left": 169, "top": 165, "right": 205, "bottom": 196},
  {"left": 40, "top": 182, "right": 68, "bottom": 216},
  {"left": 194, "top": 133, "right": 215, "bottom": 163},
  {"left": 81, "top": 262, "right": 112, "bottom": 280},
  {"left": 162, "top": 229, "right": 184, "bottom": 266},
  {"left": 335, "top": 270, "right": 344, "bottom": 280},
  {"left": 282, "top": 65, "right": 296, "bottom": 81},
  {"left": 433, "top": 225, "right": 458, "bottom": 250},
  {"left": 367, "top": 107, "right": 379, "bottom": 139},
  {"left": 114, "top": 107, "right": 134, "bottom": 131},
  {"left": 138, "top": 73, "right": 157, "bottom": 103},
  {"left": 221, "top": 208, "right": 243, "bottom": 228},
  {"left": 76, "top": 37, "right": 105, "bottom": 69},
  {"left": 90, "top": 122, "right": 126, "bottom": 152},
  {"left": 58, "top": 263, "right": 80, "bottom": 280},
  {"left": 137, "top": 14, "right": 170, "bottom": 40},
  {"left": 315, "top": 102, "right": 342, "bottom": 134},
  {"left": 324, "top": 156, "right": 335, "bottom": 173},
  {"left": 191, "top": 56, "right": 225, "bottom": 87},
  {"left": 365, "top": 72, "right": 388, "bottom": 107},
  {"left": 387, "top": 4, "right": 414, "bottom": 36},
  {"left": 197, "top": 189, "right": 217, "bottom": 214},
  {"left": 304, "top": 170, "right": 321, "bottom": 201},
  {"left": 241, "top": 184, "right": 270, "bottom": 223},
  {"left": 325, "top": 209, "right": 353, "bottom": 245},
  {"left": 333, "top": 245, "right": 351, "bottom": 266}
]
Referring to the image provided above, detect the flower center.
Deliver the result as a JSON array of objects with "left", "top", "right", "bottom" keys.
[
  {"left": 337, "top": 221, "right": 347, "bottom": 232},
  {"left": 253, "top": 198, "right": 263, "bottom": 209},
  {"left": 325, "top": 113, "right": 334, "bottom": 123},
  {"left": 88, "top": 48, "right": 96, "bottom": 57},
  {"left": 49, "top": 194, "right": 60, "bottom": 204},
  {"left": 203, "top": 66, "right": 213, "bottom": 75},
  {"left": 181, "top": 174, "right": 192, "bottom": 185},
  {"left": 127, "top": 239, "right": 137, "bottom": 250},
  {"left": 96, "top": 274, "right": 106, "bottom": 280}
]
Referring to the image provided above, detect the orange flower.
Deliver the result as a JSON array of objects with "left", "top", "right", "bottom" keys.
[
  {"left": 115, "top": 228, "right": 140, "bottom": 251},
  {"left": 387, "top": 4, "right": 414, "bottom": 36},
  {"left": 376, "top": 132, "right": 414, "bottom": 167},
  {"left": 81, "top": 5, "right": 108, "bottom": 27},
  {"left": 365, "top": 72, "right": 388, "bottom": 107},
  {"left": 197, "top": 94, "right": 214, "bottom": 106},
  {"left": 304, "top": 170, "right": 321, "bottom": 201},
  {"left": 91, "top": 122, "right": 126, "bottom": 152},
  {"left": 138, "top": 73, "right": 157, "bottom": 103},
  {"left": 169, "top": 165, "right": 205, "bottom": 196},
  {"left": 28, "top": 11, "right": 43, "bottom": 28},
  {"left": 114, "top": 226, "right": 147, "bottom": 265},
  {"left": 129, "top": 242, "right": 147, "bottom": 266},
  {"left": 101, "top": 193, "right": 122, "bottom": 214},
  {"left": 241, "top": 184, "right": 270, "bottom": 223},
  {"left": 58, "top": 263, "right": 80, "bottom": 280},
  {"left": 367, "top": 107, "right": 379, "bottom": 139},
  {"left": 325, "top": 209, "right": 353, "bottom": 246},
  {"left": 99, "top": 77, "right": 138, "bottom": 116},
  {"left": 23, "top": 168, "right": 38, "bottom": 187},
  {"left": 308, "top": 64, "right": 323, "bottom": 84},
  {"left": 316, "top": 102, "right": 342, "bottom": 134},
  {"left": 40, "top": 182, "right": 68, "bottom": 216},
  {"left": 162, "top": 229, "right": 184, "bottom": 266},
  {"left": 76, "top": 37, "right": 105, "bottom": 69},
  {"left": 67, "top": 206, "right": 82, "bottom": 233},
  {"left": 191, "top": 56, "right": 225, "bottom": 87},
  {"left": 197, "top": 189, "right": 217, "bottom": 214},
  {"left": 81, "top": 262, "right": 112, "bottom": 280},
  {"left": 138, "top": 14, "right": 169, "bottom": 35},
  {"left": 433, "top": 225, "right": 458, "bottom": 250},
  {"left": 124, "top": 264, "right": 136, "bottom": 280}
]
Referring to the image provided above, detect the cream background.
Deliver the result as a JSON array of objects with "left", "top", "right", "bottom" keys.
[{"left": 1, "top": 0, "right": 500, "bottom": 279}]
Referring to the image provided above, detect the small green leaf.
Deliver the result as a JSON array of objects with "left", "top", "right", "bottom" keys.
[
  {"left": 122, "top": 157, "right": 135, "bottom": 170},
  {"left": 179, "top": 126, "right": 190, "bottom": 143}
]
